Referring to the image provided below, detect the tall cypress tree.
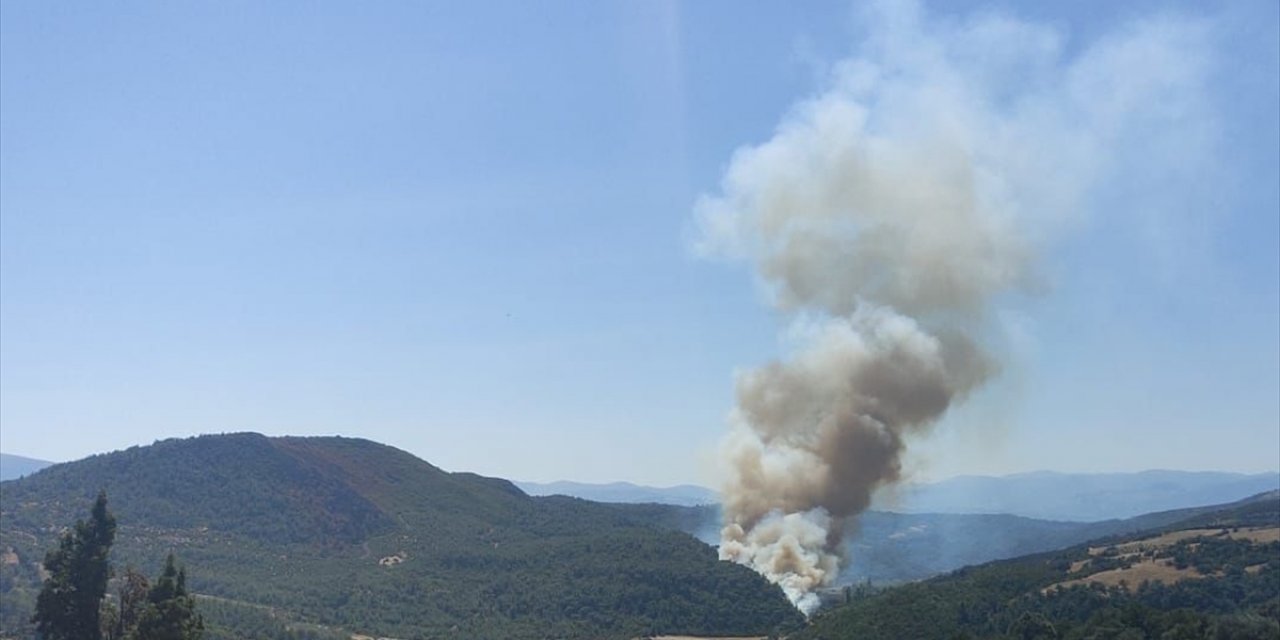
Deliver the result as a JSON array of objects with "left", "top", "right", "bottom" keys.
[{"left": 33, "top": 490, "right": 117, "bottom": 640}]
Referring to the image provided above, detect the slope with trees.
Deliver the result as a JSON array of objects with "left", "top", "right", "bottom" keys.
[
  {"left": 795, "top": 492, "right": 1280, "bottom": 639},
  {"left": 0, "top": 433, "right": 802, "bottom": 639}
]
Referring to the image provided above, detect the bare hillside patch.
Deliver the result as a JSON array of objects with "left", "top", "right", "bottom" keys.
[
  {"left": 1049, "top": 525, "right": 1278, "bottom": 593},
  {"left": 1050, "top": 558, "right": 1202, "bottom": 592}
]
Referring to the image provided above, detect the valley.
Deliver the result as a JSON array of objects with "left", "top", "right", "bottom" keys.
[
  {"left": 795, "top": 491, "right": 1280, "bottom": 639},
  {"left": 3, "top": 434, "right": 1277, "bottom": 639}
]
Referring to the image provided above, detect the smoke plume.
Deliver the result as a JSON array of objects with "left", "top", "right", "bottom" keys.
[{"left": 696, "top": 0, "right": 1213, "bottom": 614}]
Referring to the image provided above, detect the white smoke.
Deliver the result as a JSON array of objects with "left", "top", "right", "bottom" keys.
[
  {"left": 696, "top": 0, "right": 1215, "bottom": 613},
  {"left": 720, "top": 508, "right": 838, "bottom": 615}
]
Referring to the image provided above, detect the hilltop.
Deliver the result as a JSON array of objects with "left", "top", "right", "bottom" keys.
[
  {"left": 0, "top": 433, "right": 802, "bottom": 639},
  {"left": 795, "top": 491, "right": 1280, "bottom": 639}
]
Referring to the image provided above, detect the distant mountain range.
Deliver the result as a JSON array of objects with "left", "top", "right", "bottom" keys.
[
  {"left": 0, "top": 453, "right": 53, "bottom": 481},
  {"left": 878, "top": 469, "right": 1280, "bottom": 521},
  {"left": 515, "top": 480, "right": 718, "bottom": 506},
  {"left": 521, "top": 470, "right": 1280, "bottom": 522},
  {"left": 14, "top": 448, "right": 1275, "bottom": 521}
]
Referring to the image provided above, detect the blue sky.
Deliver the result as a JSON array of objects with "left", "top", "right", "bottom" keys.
[{"left": 1, "top": 0, "right": 1276, "bottom": 486}]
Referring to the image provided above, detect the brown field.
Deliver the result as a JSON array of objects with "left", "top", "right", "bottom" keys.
[
  {"left": 1225, "top": 527, "right": 1280, "bottom": 543},
  {"left": 1050, "top": 525, "right": 1278, "bottom": 593},
  {"left": 1050, "top": 558, "right": 1200, "bottom": 592},
  {"left": 1088, "top": 526, "right": 1279, "bottom": 557}
]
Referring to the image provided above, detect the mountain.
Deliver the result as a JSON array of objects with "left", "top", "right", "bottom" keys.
[
  {"left": 0, "top": 453, "right": 53, "bottom": 481},
  {"left": 878, "top": 470, "right": 1280, "bottom": 521},
  {"left": 0, "top": 433, "right": 802, "bottom": 640},
  {"left": 516, "top": 480, "right": 718, "bottom": 506},
  {"left": 796, "top": 491, "right": 1280, "bottom": 639}
]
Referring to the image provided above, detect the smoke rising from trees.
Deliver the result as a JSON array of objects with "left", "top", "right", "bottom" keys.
[{"left": 695, "top": 0, "right": 1215, "bottom": 614}]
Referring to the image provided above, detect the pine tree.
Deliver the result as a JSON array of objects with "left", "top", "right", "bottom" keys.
[
  {"left": 131, "top": 554, "right": 203, "bottom": 640},
  {"left": 32, "top": 490, "right": 117, "bottom": 640}
]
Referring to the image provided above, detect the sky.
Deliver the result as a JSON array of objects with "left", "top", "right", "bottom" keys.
[{"left": 1, "top": 0, "right": 1276, "bottom": 487}]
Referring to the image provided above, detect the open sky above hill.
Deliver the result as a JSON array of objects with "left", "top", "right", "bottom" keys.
[{"left": 2, "top": 0, "right": 1276, "bottom": 486}]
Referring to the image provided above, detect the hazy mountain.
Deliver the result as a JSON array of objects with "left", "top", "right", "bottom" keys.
[
  {"left": 521, "top": 470, "right": 1280, "bottom": 521},
  {"left": 516, "top": 480, "right": 717, "bottom": 506},
  {"left": 879, "top": 470, "right": 1280, "bottom": 521},
  {"left": 796, "top": 491, "right": 1280, "bottom": 638},
  {"left": 511, "top": 471, "right": 1280, "bottom": 588},
  {"left": 0, "top": 453, "right": 53, "bottom": 481},
  {"left": 616, "top": 491, "right": 1280, "bottom": 586},
  {"left": 838, "top": 496, "right": 1270, "bottom": 585},
  {"left": 0, "top": 433, "right": 801, "bottom": 640}
]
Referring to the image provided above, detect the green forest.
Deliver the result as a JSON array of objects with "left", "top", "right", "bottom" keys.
[
  {"left": 0, "top": 433, "right": 801, "bottom": 639},
  {"left": 5, "top": 433, "right": 1277, "bottom": 640}
]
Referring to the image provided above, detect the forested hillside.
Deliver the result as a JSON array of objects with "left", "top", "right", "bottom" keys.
[
  {"left": 0, "top": 434, "right": 802, "bottom": 639},
  {"left": 797, "top": 492, "right": 1280, "bottom": 639}
]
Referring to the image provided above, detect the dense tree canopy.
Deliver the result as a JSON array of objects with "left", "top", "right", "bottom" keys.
[{"left": 2, "top": 434, "right": 802, "bottom": 639}]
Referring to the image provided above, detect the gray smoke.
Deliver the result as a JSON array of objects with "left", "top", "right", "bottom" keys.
[{"left": 696, "top": 0, "right": 1213, "bottom": 614}]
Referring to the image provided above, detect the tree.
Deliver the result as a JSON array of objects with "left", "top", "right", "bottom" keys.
[
  {"left": 1008, "top": 612, "right": 1059, "bottom": 640},
  {"left": 131, "top": 554, "right": 203, "bottom": 640},
  {"left": 33, "top": 490, "right": 117, "bottom": 640},
  {"left": 104, "top": 567, "right": 151, "bottom": 640}
]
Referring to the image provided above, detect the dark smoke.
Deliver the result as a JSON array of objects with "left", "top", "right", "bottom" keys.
[{"left": 696, "top": 0, "right": 1213, "bottom": 614}]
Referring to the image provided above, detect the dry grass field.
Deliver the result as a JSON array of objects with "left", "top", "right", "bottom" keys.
[
  {"left": 1051, "top": 558, "right": 1200, "bottom": 591},
  {"left": 1046, "top": 525, "right": 1279, "bottom": 593}
]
